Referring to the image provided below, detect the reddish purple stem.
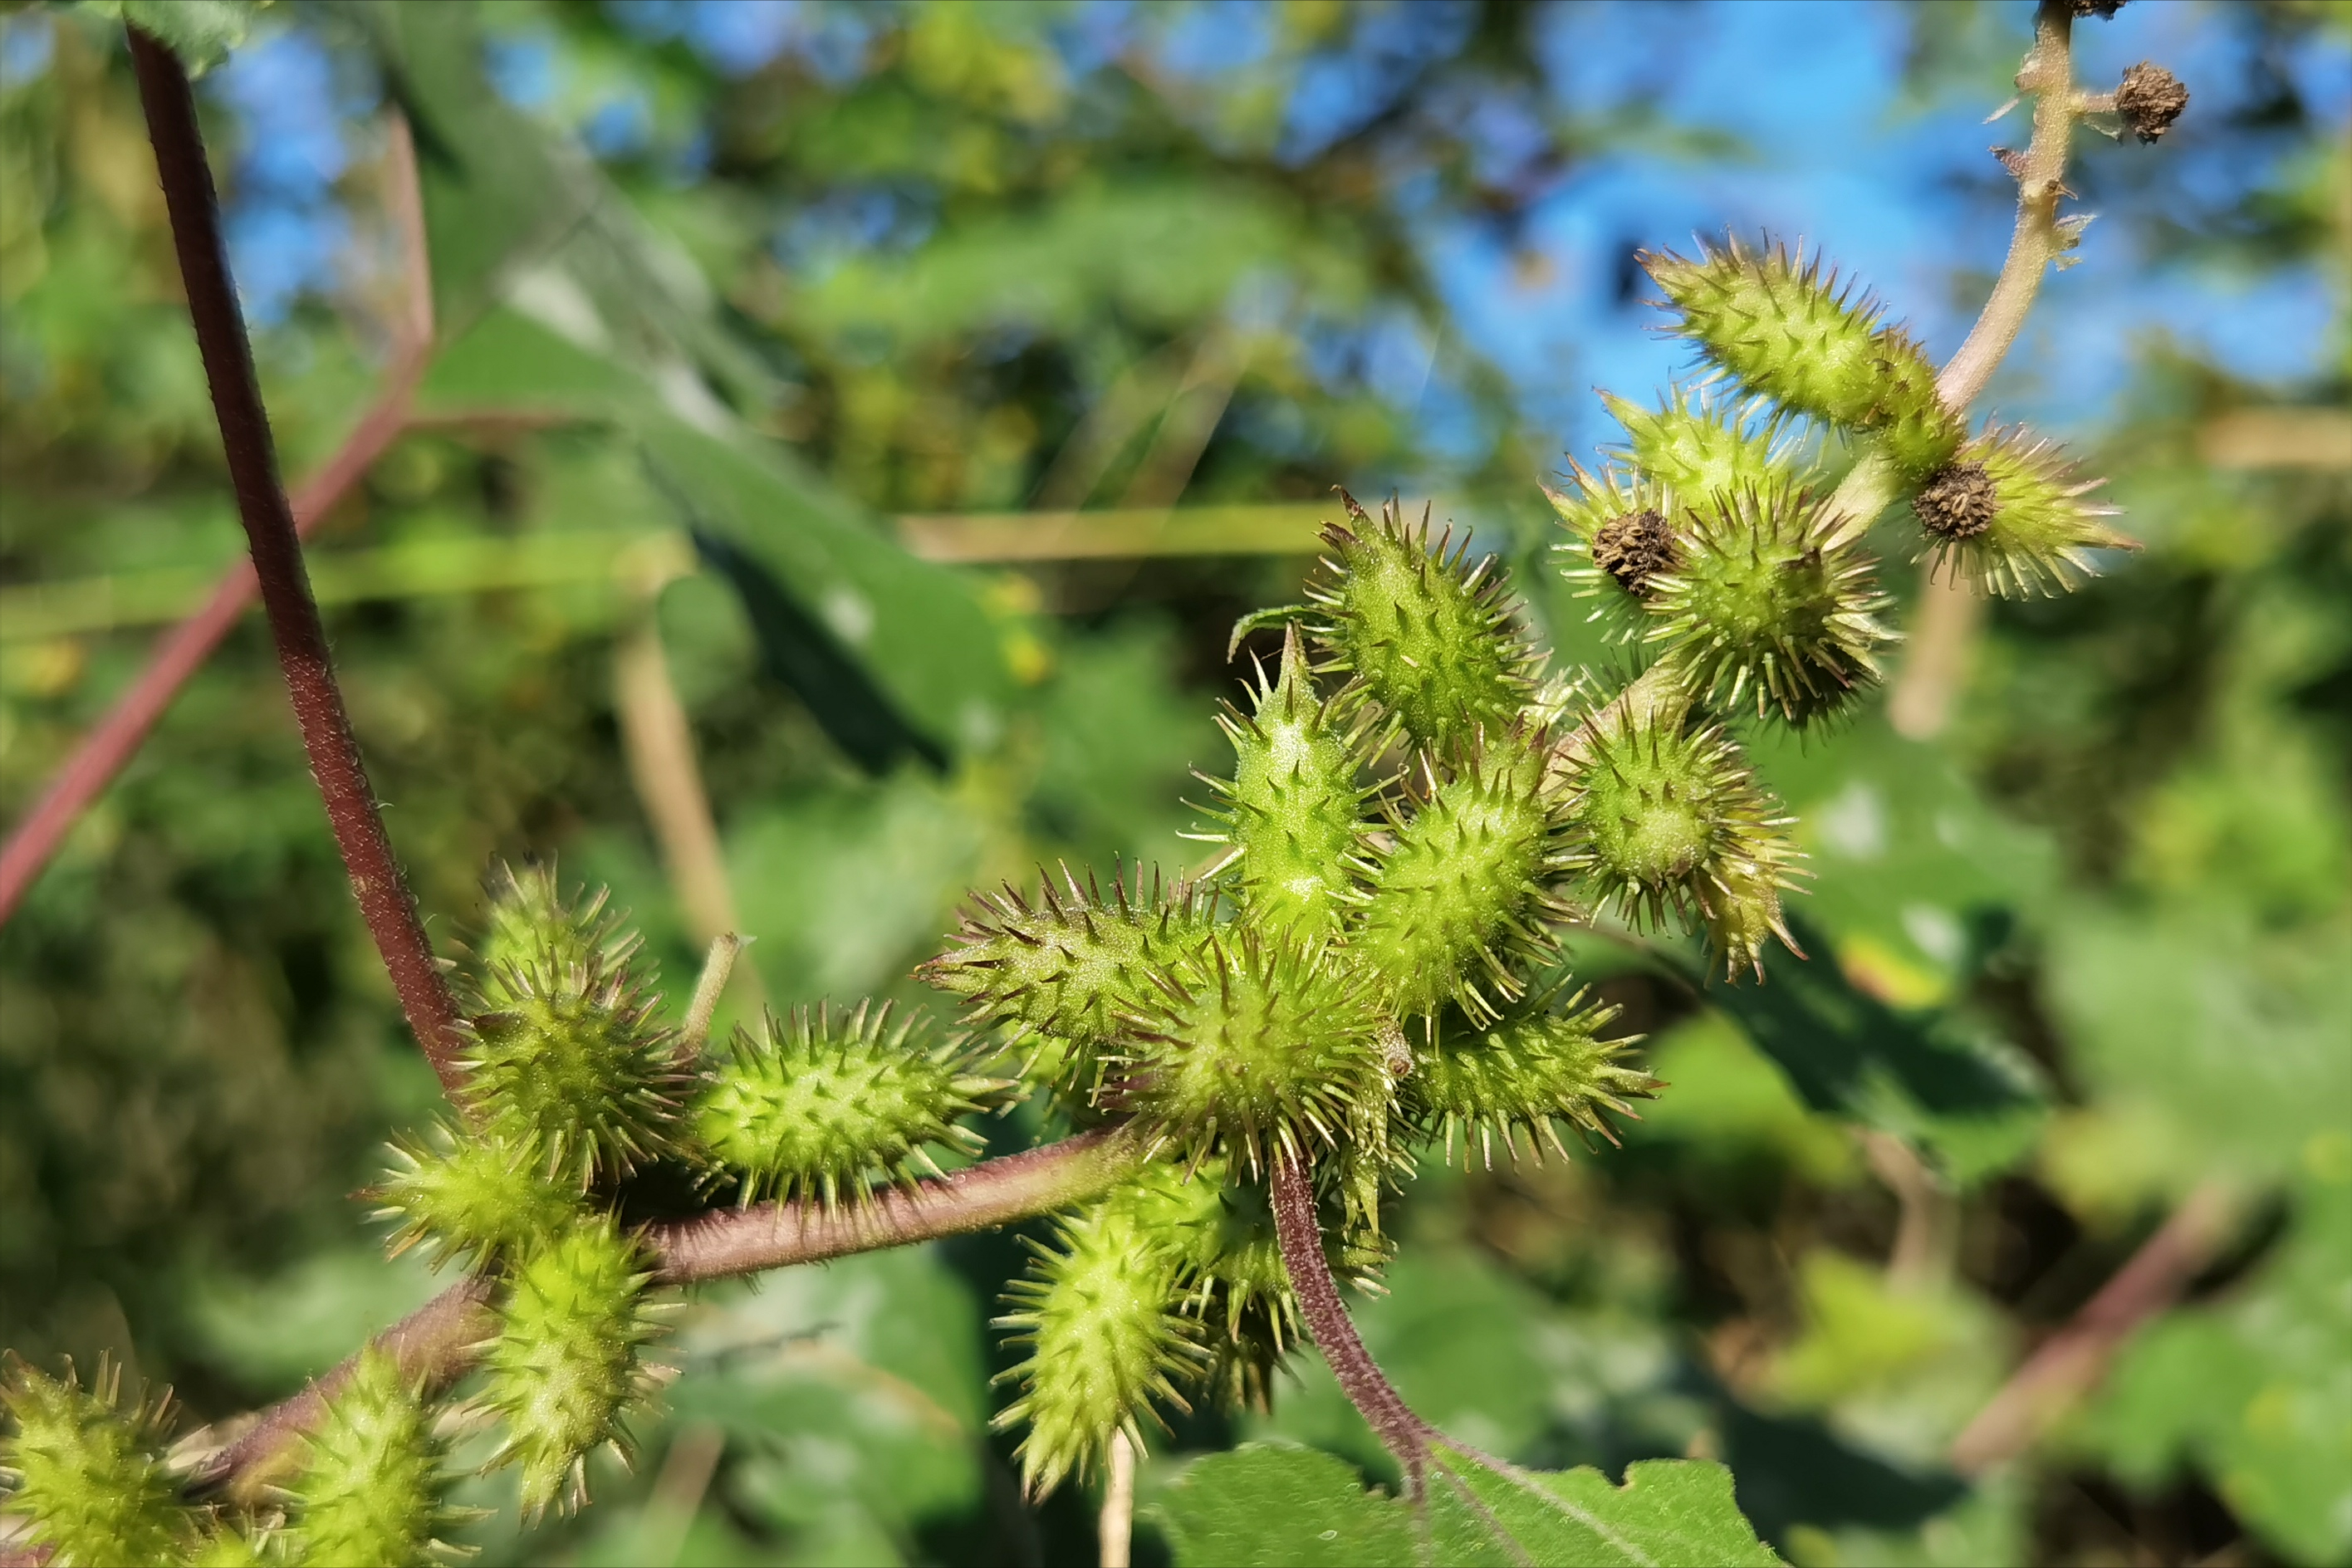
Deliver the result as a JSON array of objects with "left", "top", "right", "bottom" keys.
[
  {"left": 125, "top": 29, "right": 467, "bottom": 1095},
  {"left": 1270, "top": 1154, "right": 1433, "bottom": 1493}
]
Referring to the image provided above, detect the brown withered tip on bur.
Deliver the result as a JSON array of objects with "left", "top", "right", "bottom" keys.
[
  {"left": 1592, "top": 507, "right": 1679, "bottom": 595},
  {"left": 1913, "top": 460, "right": 1999, "bottom": 541},
  {"left": 2115, "top": 61, "right": 2189, "bottom": 144}
]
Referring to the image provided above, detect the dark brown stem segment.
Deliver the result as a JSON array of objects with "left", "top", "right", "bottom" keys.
[
  {"left": 189, "top": 1125, "right": 1151, "bottom": 1501},
  {"left": 1270, "top": 1154, "right": 1433, "bottom": 1494},
  {"left": 126, "top": 29, "right": 467, "bottom": 1095}
]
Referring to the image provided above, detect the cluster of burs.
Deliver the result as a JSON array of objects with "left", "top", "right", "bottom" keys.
[{"left": 1, "top": 238, "right": 2124, "bottom": 1566}]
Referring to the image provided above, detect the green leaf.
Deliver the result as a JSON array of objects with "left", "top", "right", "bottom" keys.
[
  {"left": 2047, "top": 903, "right": 2351, "bottom": 1187},
  {"left": 1701, "top": 915, "right": 2047, "bottom": 1187},
  {"left": 86, "top": 1, "right": 265, "bottom": 75},
  {"left": 367, "top": 0, "right": 1022, "bottom": 769},
  {"left": 1154, "top": 1443, "right": 1783, "bottom": 1567}
]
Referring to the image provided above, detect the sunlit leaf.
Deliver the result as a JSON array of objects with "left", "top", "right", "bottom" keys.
[{"left": 1155, "top": 1443, "right": 1782, "bottom": 1567}]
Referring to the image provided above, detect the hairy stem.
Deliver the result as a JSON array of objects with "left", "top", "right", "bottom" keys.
[
  {"left": 189, "top": 1276, "right": 499, "bottom": 1502},
  {"left": 1885, "top": 0, "right": 2084, "bottom": 733},
  {"left": 129, "top": 31, "right": 468, "bottom": 1095},
  {"left": 1937, "top": 1, "right": 2081, "bottom": 412},
  {"left": 1270, "top": 1154, "right": 1433, "bottom": 1494},
  {"left": 1821, "top": 0, "right": 2081, "bottom": 552},
  {"left": 0, "top": 113, "right": 434, "bottom": 931},
  {"left": 189, "top": 1125, "right": 1152, "bottom": 1499}
]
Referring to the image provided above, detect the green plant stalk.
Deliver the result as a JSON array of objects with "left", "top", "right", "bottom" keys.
[
  {"left": 189, "top": 1124, "right": 1154, "bottom": 1502},
  {"left": 1819, "top": 0, "right": 2082, "bottom": 551}
]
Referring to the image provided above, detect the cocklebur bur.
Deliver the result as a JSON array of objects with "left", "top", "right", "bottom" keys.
[
  {"left": 373, "top": 1122, "right": 583, "bottom": 1271},
  {"left": 1642, "top": 236, "right": 1964, "bottom": 479},
  {"left": 1407, "top": 988, "right": 1659, "bottom": 1170},
  {"left": 475, "top": 1216, "right": 669, "bottom": 1519},
  {"left": 917, "top": 864, "right": 1212, "bottom": 1095},
  {"left": 992, "top": 1198, "right": 1203, "bottom": 1497},
  {"left": 459, "top": 870, "right": 691, "bottom": 1191},
  {"left": 1914, "top": 427, "right": 2134, "bottom": 596},
  {"left": 1115, "top": 929, "right": 1387, "bottom": 1178},
  {"left": 1640, "top": 482, "right": 1894, "bottom": 726},
  {"left": 282, "top": 1348, "right": 459, "bottom": 1568},
  {"left": 1304, "top": 494, "right": 1541, "bottom": 751},
  {"left": 0, "top": 1358, "right": 188, "bottom": 1567},
  {"left": 693, "top": 1001, "right": 1012, "bottom": 1206},
  {"left": 1194, "top": 623, "right": 1376, "bottom": 938}
]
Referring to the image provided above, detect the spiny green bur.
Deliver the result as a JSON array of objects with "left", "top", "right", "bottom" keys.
[
  {"left": 0, "top": 1359, "right": 189, "bottom": 1568},
  {"left": 462, "top": 874, "right": 686, "bottom": 1188},
  {"left": 375, "top": 1121, "right": 583, "bottom": 1270},
  {"left": 1644, "top": 483, "right": 1892, "bottom": 725},
  {"left": 479, "top": 1218, "right": 664, "bottom": 1517},
  {"left": 1918, "top": 428, "right": 2133, "bottom": 596},
  {"left": 463, "top": 963, "right": 684, "bottom": 1189},
  {"left": 1560, "top": 704, "right": 1791, "bottom": 933},
  {"left": 1351, "top": 733, "right": 1566, "bottom": 1023},
  {"left": 1306, "top": 494, "right": 1536, "bottom": 750},
  {"left": 1120, "top": 932, "right": 1383, "bottom": 1176},
  {"left": 1704, "top": 853, "right": 1806, "bottom": 982},
  {"left": 1110, "top": 1166, "right": 1298, "bottom": 1410},
  {"left": 919, "top": 865, "right": 1209, "bottom": 1093},
  {"left": 993, "top": 1200, "right": 1201, "bottom": 1497},
  {"left": 476, "top": 864, "right": 628, "bottom": 978},
  {"left": 1600, "top": 389, "right": 1806, "bottom": 502},
  {"left": 1410, "top": 996, "right": 1658, "bottom": 1169},
  {"left": 1644, "top": 238, "right": 1958, "bottom": 473},
  {"left": 285, "top": 1347, "right": 452, "bottom": 1568},
  {"left": 695, "top": 1002, "right": 1008, "bottom": 1205},
  {"left": 1202, "top": 625, "right": 1371, "bottom": 938}
]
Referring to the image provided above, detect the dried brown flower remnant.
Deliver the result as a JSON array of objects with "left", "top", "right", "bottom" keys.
[
  {"left": 2116, "top": 62, "right": 2188, "bottom": 144},
  {"left": 1913, "top": 461, "right": 1998, "bottom": 541},
  {"left": 1592, "top": 508, "right": 1678, "bottom": 595}
]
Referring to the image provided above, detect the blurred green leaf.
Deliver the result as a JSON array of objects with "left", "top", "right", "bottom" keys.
[
  {"left": 1155, "top": 1443, "right": 1781, "bottom": 1567},
  {"left": 2047, "top": 903, "right": 2352, "bottom": 1187},
  {"left": 182, "top": 1245, "right": 442, "bottom": 1394},
  {"left": 666, "top": 1246, "right": 989, "bottom": 1556},
  {"left": 2085, "top": 1148, "right": 2352, "bottom": 1566},
  {"left": 84, "top": 1, "right": 264, "bottom": 76},
  {"left": 723, "top": 770, "right": 993, "bottom": 1006},
  {"left": 1698, "top": 919, "right": 2047, "bottom": 1188}
]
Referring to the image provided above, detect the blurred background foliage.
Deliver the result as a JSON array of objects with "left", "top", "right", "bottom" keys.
[{"left": 0, "top": 2, "right": 2346, "bottom": 1565}]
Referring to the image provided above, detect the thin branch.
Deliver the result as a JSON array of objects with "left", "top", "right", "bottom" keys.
[
  {"left": 1950, "top": 1181, "right": 2236, "bottom": 1475},
  {"left": 650, "top": 1121, "right": 1151, "bottom": 1282},
  {"left": 127, "top": 31, "right": 467, "bottom": 1095},
  {"left": 1820, "top": 0, "right": 2081, "bottom": 553},
  {"left": 189, "top": 1125, "right": 1153, "bottom": 1499},
  {"left": 1937, "top": 2, "right": 2082, "bottom": 414},
  {"left": 1100, "top": 1429, "right": 1137, "bottom": 1568},
  {"left": 1270, "top": 1154, "right": 1434, "bottom": 1494},
  {"left": 0, "top": 114, "right": 436, "bottom": 930},
  {"left": 612, "top": 607, "right": 757, "bottom": 1000},
  {"left": 679, "top": 933, "right": 747, "bottom": 1059},
  {"left": 1885, "top": 574, "right": 1983, "bottom": 741},
  {"left": 188, "top": 1275, "right": 499, "bottom": 1503}
]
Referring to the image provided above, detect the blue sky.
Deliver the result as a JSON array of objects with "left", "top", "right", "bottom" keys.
[{"left": 5, "top": 0, "right": 2337, "bottom": 469}]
